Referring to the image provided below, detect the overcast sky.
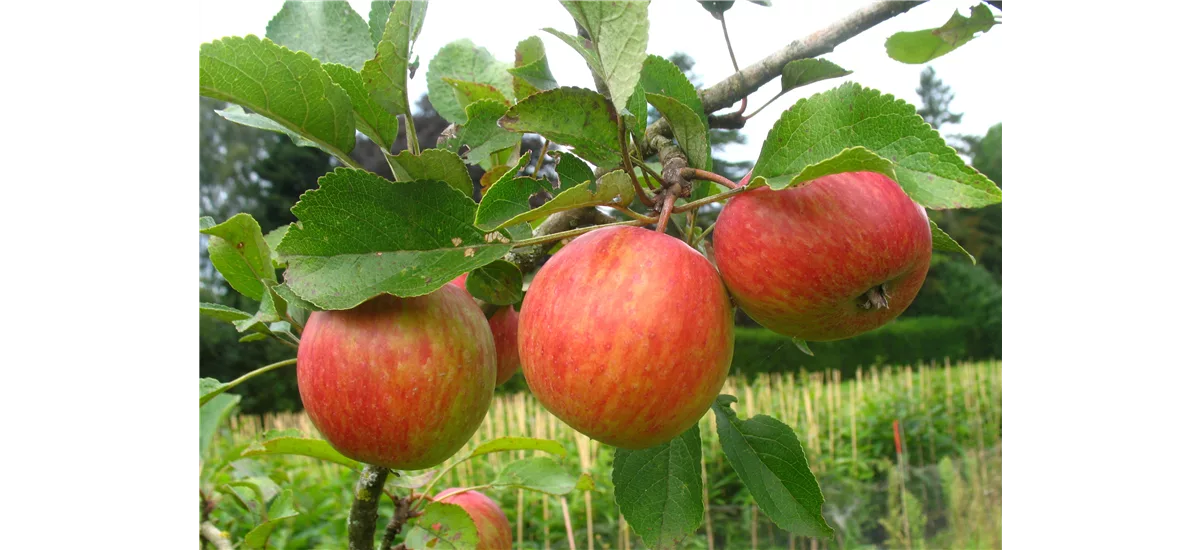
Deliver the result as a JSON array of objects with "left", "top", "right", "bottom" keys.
[{"left": 199, "top": 0, "right": 1003, "bottom": 163}]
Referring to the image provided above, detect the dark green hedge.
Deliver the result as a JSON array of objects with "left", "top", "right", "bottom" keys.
[{"left": 730, "top": 316, "right": 971, "bottom": 378}]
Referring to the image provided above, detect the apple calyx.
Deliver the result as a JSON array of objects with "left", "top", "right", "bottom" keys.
[{"left": 858, "top": 284, "right": 891, "bottom": 311}]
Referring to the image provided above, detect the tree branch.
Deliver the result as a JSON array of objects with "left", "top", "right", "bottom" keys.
[
  {"left": 646, "top": 1, "right": 923, "bottom": 143},
  {"left": 349, "top": 465, "right": 390, "bottom": 550},
  {"left": 504, "top": 208, "right": 617, "bottom": 273},
  {"left": 200, "top": 522, "right": 233, "bottom": 550},
  {"left": 702, "top": 1, "right": 924, "bottom": 114}
]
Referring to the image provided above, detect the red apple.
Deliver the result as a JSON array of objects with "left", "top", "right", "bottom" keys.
[
  {"left": 713, "top": 171, "right": 932, "bottom": 341},
  {"left": 296, "top": 286, "right": 496, "bottom": 469},
  {"left": 433, "top": 488, "right": 513, "bottom": 549},
  {"left": 519, "top": 226, "right": 734, "bottom": 449},
  {"left": 451, "top": 274, "right": 521, "bottom": 385}
]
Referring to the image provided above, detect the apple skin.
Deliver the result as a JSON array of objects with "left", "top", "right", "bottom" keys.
[
  {"left": 519, "top": 226, "right": 734, "bottom": 449},
  {"left": 433, "top": 489, "right": 513, "bottom": 549},
  {"left": 713, "top": 171, "right": 932, "bottom": 342},
  {"left": 296, "top": 286, "right": 496, "bottom": 470},
  {"left": 451, "top": 274, "right": 521, "bottom": 385}
]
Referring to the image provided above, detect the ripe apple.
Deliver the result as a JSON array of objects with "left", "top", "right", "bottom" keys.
[
  {"left": 519, "top": 226, "right": 734, "bottom": 449},
  {"left": 433, "top": 488, "right": 513, "bottom": 549},
  {"left": 713, "top": 170, "right": 932, "bottom": 341},
  {"left": 451, "top": 274, "right": 521, "bottom": 385},
  {"left": 296, "top": 286, "right": 496, "bottom": 469}
]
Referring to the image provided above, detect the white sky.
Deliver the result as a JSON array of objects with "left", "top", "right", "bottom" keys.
[{"left": 199, "top": 0, "right": 1003, "bottom": 163}]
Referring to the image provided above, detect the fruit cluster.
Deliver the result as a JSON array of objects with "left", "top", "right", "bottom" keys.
[{"left": 295, "top": 171, "right": 931, "bottom": 544}]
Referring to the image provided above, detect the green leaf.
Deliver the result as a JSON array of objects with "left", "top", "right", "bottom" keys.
[
  {"left": 264, "top": 225, "right": 290, "bottom": 268},
  {"left": 699, "top": 1, "right": 734, "bottom": 17},
  {"left": 226, "top": 477, "right": 281, "bottom": 512},
  {"left": 239, "top": 333, "right": 269, "bottom": 343},
  {"left": 200, "top": 377, "right": 230, "bottom": 407},
  {"left": 241, "top": 435, "right": 361, "bottom": 469},
  {"left": 200, "top": 35, "right": 357, "bottom": 159},
  {"left": 711, "top": 395, "right": 833, "bottom": 538},
  {"left": 405, "top": 501, "right": 480, "bottom": 549},
  {"left": 368, "top": 1, "right": 395, "bottom": 47},
  {"left": 445, "top": 78, "right": 509, "bottom": 111},
  {"left": 492, "top": 457, "right": 579, "bottom": 495},
  {"left": 243, "top": 490, "right": 300, "bottom": 548},
  {"left": 361, "top": 0, "right": 428, "bottom": 118},
  {"left": 201, "top": 213, "right": 276, "bottom": 301},
  {"left": 466, "top": 260, "right": 523, "bottom": 305},
  {"left": 469, "top": 437, "right": 569, "bottom": 458},
  {"left": 323, "top": 62, "right": 398, "bottom": 150},
  {"left": 265, "top": 1, "right": 374, "bottom": 70},
  {"left": 272, "top": 282, "right": 319, "bottom": 313},
  {"left": 427, "top": 39, "right": 513, "bottom": 124},
  {"left": 509, "top": 36, "right": 558, "bottom": 100},
  {"left": 640, "top": 54, "right": 704, "bottom": 122},
  {"left": 625, "top": 82, "right": 647, "bottom": 141},
  {"left": 553, "top": 151, "right": 595, "bottom": 189},
  {"left": 385, "top": 148, "right": 474, "bottom": 197},
  {"left": 200, "top": 392, "right": 240, "bottom": 458},
  {"left": 646, "top": 93, "right": 710, "bottom": 172},
  {"left": 613, "top": 425, "right": 704, "bottom": 549},
  {"left": 886, "top": 4, "right": 998, "bottom": 64},
  {"left": 500, "top": 87, "right": 621, "bottom": 168},
  {"left": 232, "top": 285, "right": 287, "bottom": 333},
  {"left": 559, "top": 1, "right": 649, "bottom": 113},
  {"left": 477, "top": 162, "right": 633, "bottom": 231},
  {"left": 200, "top": 302, "right": 253, "bottom": 323},
  {"left": 541, "top": 28, "right": 601, "bottom": 73},
  {"left": 214, "top": 105, "right": 334, "bottom": 156},
  {"left": 780, "top": 59, "right": 852, "bottom": 93},
  {"left": 750, "top": 146, "right": 896, "bottom": 191},
  {"left": 389, "top": 470, "right": 437, "bottom": 490},
  {"left": 791, "top": 338, "right": 814, "bottom": 356},
  {"left": 930, "top": 219, "right": 976, "bottom": 264},
  {"left": 277, "top": 168, "right": 513, "bottom": 310},
  {"left": 442, "top": 100, "right": 523, "bottom": 166},
  {"left": 751, "top": 83, "right": 1001, "bottom": 209}
]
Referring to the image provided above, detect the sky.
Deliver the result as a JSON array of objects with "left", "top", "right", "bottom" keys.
[{"left": 198, "top": 0, "right": 1003, "bottom": 163}]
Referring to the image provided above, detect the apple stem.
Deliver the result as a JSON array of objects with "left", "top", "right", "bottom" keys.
[
  {"left": 348, "top": 465, "right": 390, "bottom": 550},
  {"left": 682, "top": 168, "right": 739, "bottom": 190},
  {"left": 858, "top": 285, "right": 891, "bottom": 310},
  {"left": 656, "top": 192, "right": 677, "bottom": 233}
]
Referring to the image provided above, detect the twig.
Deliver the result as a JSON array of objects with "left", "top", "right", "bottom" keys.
[
  {"left": 629, "top": 157, "right": 666, "bottom": 188},
  {"left": 204, "top": 358, "right": 297, "bottom": 402},
  {"left": 380, "top": 494, "right": 416, "bottom": 550},
  {"left": 503, "top": 208, "right": 618, "bottom": 273},
  {"left": 674, "top": 185, "right": 750, "bottom": 214},
  {"left": 200, "top": 522, "right": 233, "bottom": 550},
  {"left": 511, "top": 219, "right": 653, "bottom": 249},
  {"left": 618, "top": 117, "right": 654, "bottom": 207},
  {"left": 535, "top": 139, "right": 552, "bottom": 174},
  {"left": 717, "top": 12, "right": 748, "bottom": 117},
  {"left": 611, "top": 205, "right": 657, "bottom": 224}
]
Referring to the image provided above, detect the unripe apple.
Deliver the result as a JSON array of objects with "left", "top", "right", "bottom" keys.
[
  {"left": 433, "top": 488, "right": 513, "bottom": 549},
  {"left": 451, "top": 274, "right": 521, "bottom": 385},
  {"left": 296, "top": 286, "right": 496, "bottom": 469},
  {"left": 519, "top": 226, "right": 734, "bottom": 449},
  {"left": 713, "top": 171, "right": 932, "bottom": 341}
]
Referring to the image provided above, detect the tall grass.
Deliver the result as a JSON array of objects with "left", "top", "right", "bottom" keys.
[{"left": 208, "top": 360, "right": 1001, "bottom": 549}]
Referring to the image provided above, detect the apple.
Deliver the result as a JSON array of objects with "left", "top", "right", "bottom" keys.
[
  {"left": 519, "top": 226, "right": 734, "bottom": 449},
  {"left": 713, "top": 170, "right": 932, "bottom": 341},
  {"left": 433, "top": 488, "right": 513, "bottom": 549},
  {"left": 451, "top": 274, "right": 521, "bottom": 385},
  {"left": 296, "top": 286, "right": 496, "bottom": 469}
]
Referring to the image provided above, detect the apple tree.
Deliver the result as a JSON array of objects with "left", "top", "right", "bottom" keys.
[{"left": 198, "top": 1, "right": 1001, "bottom": 548}]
